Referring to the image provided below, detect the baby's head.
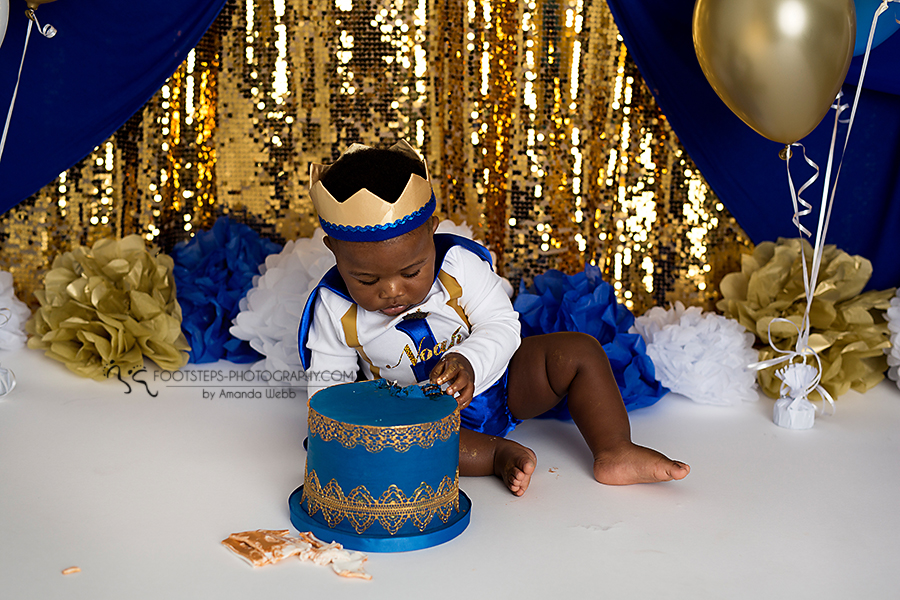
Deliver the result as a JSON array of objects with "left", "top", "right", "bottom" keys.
[{"left": 310, "top": 142, "right": 439, "bottom": 316}]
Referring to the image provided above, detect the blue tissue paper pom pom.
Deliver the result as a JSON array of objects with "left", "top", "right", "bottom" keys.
[
  {"left": 514, "top": 264, "right": 667, "bottom": 414},
  {"left": 171, "top": 217, "right": 283, "bottom": 363}
]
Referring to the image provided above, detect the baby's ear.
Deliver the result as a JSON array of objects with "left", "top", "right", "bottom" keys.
[
  {"left": 430, "top": 215, "right": 440, "bottom": 233},
  {"left": 323, "top": 235, "right": 336, "bottom": 253}
]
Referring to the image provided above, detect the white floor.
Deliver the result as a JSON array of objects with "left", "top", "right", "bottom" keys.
[{"left": 1, "top": 348, "right": 898, "bottom": 599}]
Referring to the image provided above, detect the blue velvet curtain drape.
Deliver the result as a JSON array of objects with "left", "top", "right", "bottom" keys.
[
  {"left": 0, "top": 0, "right": 226, "bottom": 210},
  {"left": 606, "top": 0, "right": 900, "bottom": 289}
]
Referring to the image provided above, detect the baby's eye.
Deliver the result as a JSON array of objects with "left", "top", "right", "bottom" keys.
[
  {"left": 356, "top": 278, "right": 378, "bottom": 286},
  {"left": 402, "top": 269, "right": 421, "bottom": 279}
]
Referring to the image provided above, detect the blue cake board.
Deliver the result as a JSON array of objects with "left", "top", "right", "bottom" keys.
[{"left": 288, "top": 485, "right": 472, "bottom": 553}]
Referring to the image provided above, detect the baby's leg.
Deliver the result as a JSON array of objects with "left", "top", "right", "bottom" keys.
[
  {"left": 507, "top": 333, "right": 689, "bottom": 485},
  {"left": 459, "top": 428, "right": 536, "bottom": 496}
]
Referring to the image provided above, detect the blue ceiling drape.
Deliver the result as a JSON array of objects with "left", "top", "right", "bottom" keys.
[
  {"left": 0, "top": 0, "right": 226, "bottom": 211},
  {"left": 606, "top": 0, "right": 900, "bottom": 290}
]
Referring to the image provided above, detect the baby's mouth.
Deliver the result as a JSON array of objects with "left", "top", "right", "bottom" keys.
[{"left": 380, "top": 304, "right": 408, "bottom": 317}]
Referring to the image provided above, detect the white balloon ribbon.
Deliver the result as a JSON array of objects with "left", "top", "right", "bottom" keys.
[
  {"left": 0, "top": 9, "right": 56, "bottom": 164},
  {"left": 751, "top": 3, "right": 891, "bottom": 424},
  {"left": 783, "top": 144, "right": 818, "bottom": 239},
  {"left": 26, "top": 9, "right": 56, "bottom": 39}
]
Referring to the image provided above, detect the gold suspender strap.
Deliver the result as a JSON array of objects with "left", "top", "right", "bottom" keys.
[
  {"left": 340, "top": 304, "right": 381, "bottom": 378},
  {"left": 437, "top": 270, "right": 471, "bottom": 330}
]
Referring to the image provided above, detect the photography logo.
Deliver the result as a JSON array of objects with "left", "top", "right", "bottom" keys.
[
  {"left": 105, "top": 364, "right": 158, "bottom": 397},
  {"left": 106, "top": 365, "right": 354, "bottom": 398}
]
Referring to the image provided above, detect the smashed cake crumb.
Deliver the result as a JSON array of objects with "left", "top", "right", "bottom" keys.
[{"left": 222, "top": 529, "right": 371, "bottom": 579}]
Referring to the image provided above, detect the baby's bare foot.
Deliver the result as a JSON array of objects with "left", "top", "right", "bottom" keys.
[
  {"left": 593, "top": 442, "right": 689, "bottom": 485},
  {"left": 493, "top": 440, "right": 537, "bottom": 496}
]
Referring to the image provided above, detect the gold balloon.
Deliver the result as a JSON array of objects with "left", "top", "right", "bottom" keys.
[
  {"left": 25, "top": 0, "right": 58, "bottom": 8},
  {"left": 693, "top": 0, "right": 856, "bottom": 145}
]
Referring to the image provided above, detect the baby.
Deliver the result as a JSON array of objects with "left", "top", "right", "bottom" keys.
[{"left": 300, "top": 141, "right": 689, "bottom": 495}]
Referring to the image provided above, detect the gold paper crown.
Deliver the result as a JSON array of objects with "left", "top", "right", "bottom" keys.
[{"left": 309, "top": 141, "right": 435, "bottom": 241}]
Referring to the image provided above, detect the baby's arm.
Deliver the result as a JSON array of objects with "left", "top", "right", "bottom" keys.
[
  {"left": 306, "top": 293, "right": 359, "bottom": 398},
  {"left": 431, "top": 247, "right": 520, "bottom": 403}
]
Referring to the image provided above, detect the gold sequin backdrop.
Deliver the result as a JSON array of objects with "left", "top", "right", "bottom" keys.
[{"left": 0, "top": 0, "right": 751, "bottom": 315}]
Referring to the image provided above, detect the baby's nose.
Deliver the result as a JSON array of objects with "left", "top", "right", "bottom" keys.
[{"left": 379, "top": 280, "right": 403, "bottom": 299}]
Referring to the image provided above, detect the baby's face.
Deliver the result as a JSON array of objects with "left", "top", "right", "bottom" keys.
[{"left": 325, "top": 217, "right": 438, "bottom": 317}]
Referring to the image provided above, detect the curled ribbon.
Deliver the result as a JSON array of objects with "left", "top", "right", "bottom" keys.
[
  {"left": 25, "top": 9, "right": 56, "bottom": 38},
  {"left": 782, "top": 144, "right": 818, "bottom": 239}
]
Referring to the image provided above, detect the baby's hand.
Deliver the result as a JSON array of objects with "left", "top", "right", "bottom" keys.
[{"left": 430, "top": 353, "right": 475, "bottom": 410}]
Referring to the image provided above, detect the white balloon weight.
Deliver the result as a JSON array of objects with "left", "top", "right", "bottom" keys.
[{"left": 1, "top": 0, "right": 10, "bottom": 48}]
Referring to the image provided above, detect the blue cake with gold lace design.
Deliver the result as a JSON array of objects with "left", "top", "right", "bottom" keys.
[{"left": 288, "top": 379, "right": 471, "bottom": 552}]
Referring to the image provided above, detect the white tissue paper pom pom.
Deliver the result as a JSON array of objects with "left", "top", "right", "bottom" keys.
[
  {"left": 436, "top": 220, "right": 513, "bottom": 297},
  {"left": 886, "top": 289, "right": 900, "bottom": 390},
  {"left": 631, "top": 301, "right": 758, "bottom": 406},
  {"left": 229, "top": 229, "right": 335, "bottom": 378},
  {"left": 0, "top": 270, "right": 31, "bottom": 350},
  {"left": 435, "top": 219, "right": 476, "bottom": 239}
]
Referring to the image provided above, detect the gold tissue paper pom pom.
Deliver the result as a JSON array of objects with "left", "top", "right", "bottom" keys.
[
  {"left": 717, "top": 238, "right": 895, "bottom": 400},
  {"left": 26, "top": 235, "right": 191, "bottom": 380}
]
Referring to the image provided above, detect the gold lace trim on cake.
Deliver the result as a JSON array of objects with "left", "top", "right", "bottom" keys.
[
  {"left": 302, "top": 470, "right": 460, "bottom": 535},
  {"left": 308, "top": 408, "right": 459, "bottom": 453}
]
